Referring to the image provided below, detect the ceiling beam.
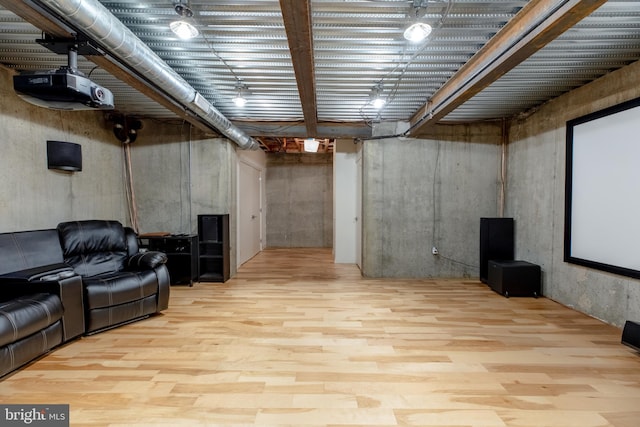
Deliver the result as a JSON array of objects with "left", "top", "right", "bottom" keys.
[
  {"left": 408, "top": 0, "right": 608, "bottom": 136},
  {"left": 0, "top": 0, "right": 219, "bottom": 136},
  {"left": 233, "top": 120, "right": 371, "bottom": 140},
  {"left": 279, "top": 0, "right": 318, "bottom": 137},
  {"left": 0, "top": 0, "right": 64, "bottom": 35}
]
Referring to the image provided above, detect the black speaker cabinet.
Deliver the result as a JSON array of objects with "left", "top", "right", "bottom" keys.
[
  {"left": 622, "top": 320, "right": 640, "bottom": 352},
  {"left": 47, "top": 140, "right": 82, "bottom": 171},
  {"left": 480, "top": 217, "right": 514, "bottom": 283},
  {"left": 487, "top": 260, "right": 541, "bottom": 297}
]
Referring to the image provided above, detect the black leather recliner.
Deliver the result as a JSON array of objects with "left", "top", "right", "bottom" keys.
[{"left": 57, "top": 220, "right": 170, "bottom": 334}]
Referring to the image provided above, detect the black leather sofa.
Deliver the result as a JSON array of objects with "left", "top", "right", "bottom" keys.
[
  {"left": 0, "top": 220, "right": 170, "bottom": 378},
  {"left": 0, "top": 228, "right": 85, "bottom": 378}
]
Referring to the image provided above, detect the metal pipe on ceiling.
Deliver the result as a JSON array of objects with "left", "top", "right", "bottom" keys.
[{"left": 33, "top": 0, "right": 259, "bottom": 150}]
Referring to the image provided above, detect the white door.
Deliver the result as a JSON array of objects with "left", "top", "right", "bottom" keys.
[
  {"left": 238, "top": 161, "right": 262, "bottom": 265},
  {"left": 334, "top": 152, "right": 358, "bottom": 263},
  {"left": 355, "top": 150, "right": 363, "bottom": 270}
]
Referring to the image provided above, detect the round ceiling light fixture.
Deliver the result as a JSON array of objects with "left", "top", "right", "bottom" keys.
[
  {"left": 403, "top": 22, "right": 432, "bottom": 43},
  {"left": 232, "top": 84, "right": 248, "bottom": 107},
  {"left": 170, "top": 1, "right": 199, "bottom": 39},
  {"left": 372, "top": 96, "right": 386, "bottom": 109},
  {"left": 369, "top": 83, "right": 386, "bottom": 109},
  {"left": 170, "top": 21, "right": 199, "bottom": 39},
  {"left": 233, "top": 94, "right": 247, "bottom": 108}
]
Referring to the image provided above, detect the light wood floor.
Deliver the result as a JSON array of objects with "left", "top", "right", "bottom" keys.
[{"left": 2, "top": 248, "right": 639, "bottom": 426}]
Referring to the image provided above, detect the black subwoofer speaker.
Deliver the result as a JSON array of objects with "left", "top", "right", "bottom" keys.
[
  {"left": 622, "top": 320, "right": 640, "bottom": 352},
  {"left": 479, "top": 217, "right": 514, "bottom": 283},
  {"left": 487, "top": 260, "right": 541, "bottom": 297},
  {"left": 47, "top": 140, "right": 82, "bottom": 172}
]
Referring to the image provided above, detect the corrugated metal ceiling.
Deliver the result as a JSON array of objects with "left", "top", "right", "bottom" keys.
[{"left": 0, "top": 0, "right": 639, "bottom": 146}]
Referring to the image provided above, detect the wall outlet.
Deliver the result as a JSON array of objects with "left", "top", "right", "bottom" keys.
[{"left": 432, "top": 246, "right": 439, "bottom": 255}]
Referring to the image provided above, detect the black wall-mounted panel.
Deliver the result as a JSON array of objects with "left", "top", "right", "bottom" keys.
[{"left": 47, "top": 140, "right": 82, "bottom": 172}]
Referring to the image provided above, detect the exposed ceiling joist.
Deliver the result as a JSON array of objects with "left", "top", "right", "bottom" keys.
[
  {"left": 409, "top": 0, "right": 608, "bottom": 135},
  {"left": 279, "top": 0, "right": 318, "bottom": 137}
]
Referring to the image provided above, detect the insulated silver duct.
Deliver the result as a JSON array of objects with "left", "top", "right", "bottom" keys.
[{"left": 34, "top": 0, "right": 259, "bottom": 150}]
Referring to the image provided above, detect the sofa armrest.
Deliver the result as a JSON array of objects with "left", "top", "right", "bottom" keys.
[
  {"left": 155, "top": 264, "right": 170, "bottom": 312},
  {"left": 0, "top": 275, "right": 85, "bottom": 341},
  {"left": 0, "top": 279, "right": 63, "bottom": 297},
  {"left": 126, "top": 251, "right": 168, "bottom": 270},
  {"left": 0, "top": 263, "right": 76, "bottom": 297},
  {"left": 0, "top": 263, "right": 75, "bottom": 282},
  {"left": 56, "top": 275, "right": 85, "bottom": 341}
]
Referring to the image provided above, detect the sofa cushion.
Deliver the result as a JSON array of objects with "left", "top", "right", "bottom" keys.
[
  {"left": 0, "top": 293, "right": 63, "bottom": 347},
  {"left": 82, "top": 270, "right": 159, "bottom": 310},
  {"left": 0, "top": 321, "right": 63, "bottom": 378},
  {"left": 0, "top": 230, "right": 64, "bottom": 276},
  {"left": 57, "top": 220, "right": 128, "bottom": 277}
]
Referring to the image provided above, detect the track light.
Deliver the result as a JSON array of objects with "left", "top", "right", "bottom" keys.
[{"left": 170, "top": 1, "right": 199, "bottom": 39}]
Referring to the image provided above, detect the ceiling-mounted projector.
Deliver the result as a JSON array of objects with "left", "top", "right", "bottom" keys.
[
  {"left": 13, "top": 67, "right": 114, "bottom": 110},
  {"left": 12, "top": 35, "right": 114, "bottom": 111}
]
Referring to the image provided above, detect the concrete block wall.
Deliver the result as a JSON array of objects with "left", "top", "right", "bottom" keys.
[
  {"left": 0, "top": 65, "right": 127, "bottom": 232},
  {"left": 265, "top": 153, "right": 333, "bottom": 247},
  {"left": 361, "top": 124, "right": 503, "bottom": 278},
  {"left": 131, "top": 124, "right": 234, "bottom": 233},
  {"left": 507, "top": 60, "right": 640, "bottom": 327},
  {"left": 128, "top": 122, "right": 193, "bottom": 234},
  {"left": 131, "top": 122, "right": 239, "bottom": 276}
]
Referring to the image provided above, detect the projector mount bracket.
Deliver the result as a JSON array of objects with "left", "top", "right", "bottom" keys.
[{"left": 36, "top": 34, "right": 104, "bottom": 72}]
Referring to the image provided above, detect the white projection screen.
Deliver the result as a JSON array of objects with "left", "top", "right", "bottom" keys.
[{"left": 564, "top": 97, "right": 640, "bottom": 279}]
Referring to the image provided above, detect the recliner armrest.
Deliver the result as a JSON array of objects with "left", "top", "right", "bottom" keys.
[
  {"left": 126, "top": 251, "right": 168, "bottom": 270},
  {"left": 0, "top": 276, "right": 85, "bottom": 341},
  {"left": 0, "top": 279, "right": 63, "bottom": 298},
  {"left": 0, "top": 263, "right": 75, "bottom": 282}
]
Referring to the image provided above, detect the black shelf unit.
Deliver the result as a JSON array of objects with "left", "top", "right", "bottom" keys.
[
  {"left": 198, "top": 214, "right": 230, "bottom": 282},
  {"left": 138, "top": 234, "right": 198, "bottom": 286}
]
